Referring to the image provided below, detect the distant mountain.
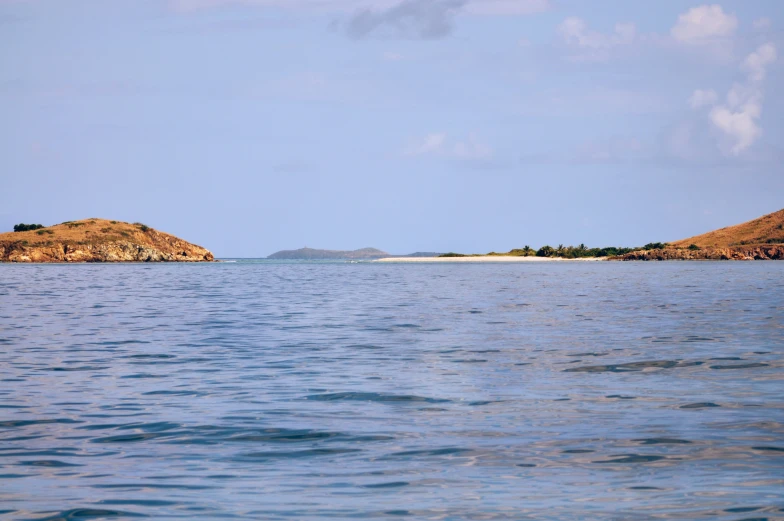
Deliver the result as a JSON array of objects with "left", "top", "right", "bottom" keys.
[
  {"left": 267, "top": 247, "right": 390, "bottom": 260},
  {"left": 398, "top": 252, "right": 443, "bottom": 258}
]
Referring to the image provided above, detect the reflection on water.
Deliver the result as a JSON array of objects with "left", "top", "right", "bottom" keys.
[{"left": 1, "top": 261, "right": 783, "bottom": 520}]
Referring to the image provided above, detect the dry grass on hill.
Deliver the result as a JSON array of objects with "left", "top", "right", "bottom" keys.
[
  {"left": 670, "top": 208, "right": 784, "bottom": 249},
  {"left": 0, "top": 219, "right": 163, "bottom": 246}
]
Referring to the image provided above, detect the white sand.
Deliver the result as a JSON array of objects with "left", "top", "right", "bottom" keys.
[{"left": 374, "top": 256, "right": 605, "bottom": 263}]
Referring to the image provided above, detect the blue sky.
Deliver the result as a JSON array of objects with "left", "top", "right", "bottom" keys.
[{"left": 1, "top": 0, "right": 782, "bottom": 256}]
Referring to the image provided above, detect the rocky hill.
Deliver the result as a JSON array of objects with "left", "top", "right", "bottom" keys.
[
  {"left": 618, "top": 208, "right": 784, "bottom": 260},
  {"left": 267, "top": 247, "right": 389, "bottom": 260},
  {"left": 670, "top": 208, "right": 784, "bottom": 249},
  {"left": 0, "top": 219, "right": 214, "bottom": 263}
]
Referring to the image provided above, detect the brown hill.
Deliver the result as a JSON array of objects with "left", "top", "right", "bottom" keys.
[
  {"left": 0, "top": 219, "right": 214, "bottom": 263},
  {"left": 670, "top": 208, "right": 784, "bottom": 249},
  {"left": 618, "top": 208, "right": 784, "bottom": 261}
]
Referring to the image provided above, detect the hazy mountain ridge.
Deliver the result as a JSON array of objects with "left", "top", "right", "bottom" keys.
[
  {"left": 267, "top": 248, "right": 444, "bottom": 260},
  {"left": 267, "top": 247, "right": 390, "bottom": 260}
]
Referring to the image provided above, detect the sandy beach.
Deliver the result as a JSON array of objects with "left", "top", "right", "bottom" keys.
[{"left": 375, "top": 256, "right": 606, "bottom": 262}]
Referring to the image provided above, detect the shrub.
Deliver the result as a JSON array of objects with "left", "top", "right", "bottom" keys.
[
  {"left": 643, "top": 242, "right": 667, "bottom": 250},
  {"left": 536, "top": 245, "right": 555, "bottom": 257},
  {"left": 439, "top": 252, "right": 466, "bottom": 257},
  {"left": 13, "top": 223, "right": 45, "bottom": 232},
  {"left": 688, "top": 244, "right": 701, "bottom": 250},
  {"left": 134, "top": 223, "right": 151, "bottom": 232},
  {"left": 110, "top": 221, "right": 118, "bottom": 224}
]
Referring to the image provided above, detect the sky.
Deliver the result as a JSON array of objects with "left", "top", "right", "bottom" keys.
[{"left": 1, "top": 0, "right": 782, "bottom": 257}]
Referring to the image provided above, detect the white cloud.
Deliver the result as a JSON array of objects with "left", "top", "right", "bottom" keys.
[
  {"left": 697, "top": 43, "right": 777, "bottom": 155},
  {"left": 671, "top": 4, "right": 737, "bottom": 44},
  {"left": 743, "top": 42, "right": 777, "bottom": 82},
  {"left": 709, "top": 104, "right": 761, "bottom": 155},
  {"left": 407, "top": 133, "right": 447, "bottom": 155},
  {"left": 558, "top": 17, "right": 636, "bottom": 49},
  {"left": 405, "top": 132, "right": 493, "bottom": 160},
  {"left": 689, "top": 89, "right": 718, "bottom": 109}
]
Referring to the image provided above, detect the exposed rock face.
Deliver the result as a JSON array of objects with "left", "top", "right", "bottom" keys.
[
  {"left": 0, "top": 219, "right": 214, "bottom": 263},
  {"left": 616, "top": 245, "right": 784, "bottom": 261}
]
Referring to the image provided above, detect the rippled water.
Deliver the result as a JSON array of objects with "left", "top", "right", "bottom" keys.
[{"left": 1, "top": 261, "right": 783, "bottom": 520}]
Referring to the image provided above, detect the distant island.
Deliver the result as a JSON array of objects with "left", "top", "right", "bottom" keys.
[
  {"left": 267, "top": 247, "right": 443, "bottom": 260},
  {"left": 0, "top": 219, "right": 214, "bottom": 263}
]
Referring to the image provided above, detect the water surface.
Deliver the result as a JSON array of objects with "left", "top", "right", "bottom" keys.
[{"left": 1, "top": 261, "right": 783, "bottom": 520}]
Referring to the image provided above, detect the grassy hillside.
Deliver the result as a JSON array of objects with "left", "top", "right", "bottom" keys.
[{"left": 670, "top": 209, "right": 784, "bottom": 249}]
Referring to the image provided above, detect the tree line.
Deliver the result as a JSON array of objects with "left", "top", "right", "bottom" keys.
[{"left": 13, "top": 223, "right": 45, "bottom": 232}]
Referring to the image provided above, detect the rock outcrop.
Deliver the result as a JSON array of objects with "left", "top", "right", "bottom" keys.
[
  {"left": 617, "top": 245, "right": 784, "bottom": 261},
  {"left": 0, "top": 219, "right": 214, "bottom": 263}
]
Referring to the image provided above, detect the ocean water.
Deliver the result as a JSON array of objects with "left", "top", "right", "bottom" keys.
[{"left": 1, "top": 260, "right": 783, "bottom": 520}]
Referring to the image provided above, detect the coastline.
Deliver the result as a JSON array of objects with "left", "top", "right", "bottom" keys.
[{"left": 375, "top": 256, "right": 606, "bottom": 263}]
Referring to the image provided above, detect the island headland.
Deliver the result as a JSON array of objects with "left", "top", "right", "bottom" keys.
[
  {"left": 374, "top": 208, "right": 784, "bottom": 262},
  {"left": 617, "top": 208, "right": 784, "bottom": 260},
  {"left": 0, "top": 219, "right": 214, "bottom": 263}
]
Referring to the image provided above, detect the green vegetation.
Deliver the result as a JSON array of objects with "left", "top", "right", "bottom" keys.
[
  {"left": 13, "top": 223, "right": 44, "bottom": 232},
  {"left": 643, "top": 242, "right": 667, "bottom": 250},
  {"left": 536, "top": 245, "right": 555, "bottom": 257},
  {"left": 532, "top": 244, "right": 639, "bottom": 258},
  {"left": 688, "top": 244, "right": 701, "bottom": 250},
  {"left": 134, "top": 223, "right": 151, "bottom": 232},
  {"left": 439, "top": 243, "right": 644, "bottom": 259},
  {"left": 35, "top": 230, "right": 54, "bottom": 236}
]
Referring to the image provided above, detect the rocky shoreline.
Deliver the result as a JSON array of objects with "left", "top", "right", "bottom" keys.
[{"left": 615, "top": 245, "right": 784, "bottom": 261}]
